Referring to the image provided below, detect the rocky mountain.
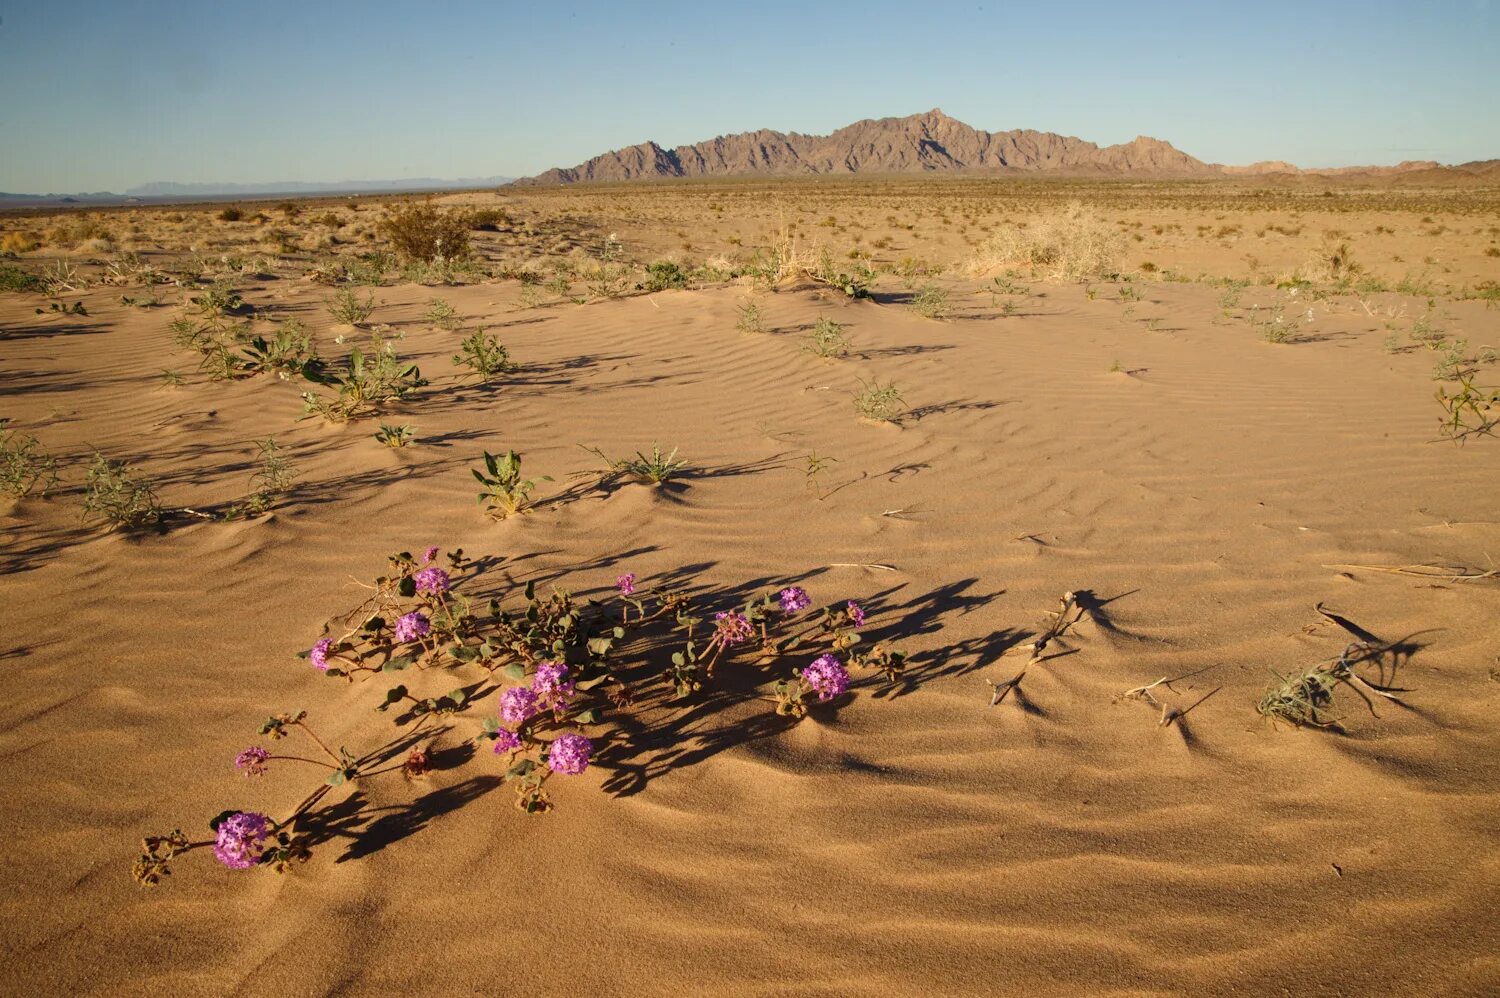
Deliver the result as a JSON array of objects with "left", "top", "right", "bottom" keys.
[{"left": 516, "top": 109, "right": 1218, "bottom": 184}]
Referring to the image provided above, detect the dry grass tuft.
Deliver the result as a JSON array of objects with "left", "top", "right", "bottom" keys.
[{"left": 965, "top": 201, "right": 1124, "bottom": 279}]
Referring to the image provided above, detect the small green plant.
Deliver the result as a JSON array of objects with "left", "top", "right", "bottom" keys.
[
  {"left": 160, "top": 369, "right": 186, "bottom": 387},
  {"left": 473, "top": 449, "right": 550, "bottom": 517},
  {"left": 241, "top": 320, "right": 320, "bottom": 380},
  {"left": 803, "top": 317, "right": 851, "bottom": 359},
  {"left": 815, "top": 248, "right": 875, "bottom": 299},
  {"left": 1432, "top": 339, "right": 1470, "bottom": 381},
  {"left": 302, "top": 345, "right": 426, "bottom": 422},
  {"left": 804, "top": 451, "right": 839, "bottom": 496},
  {"left": 644, "top": 260, "right": 688, "bottom": 292},
  {"left": 425, "top": 298, "right": 461, "bottom": 330},
  {"left": 853, "top": 379, "right": 905, "bottom": 422},
  {"left": 226, "top": 438, "right": 299, "bottom": 518},
  {"left": 326, "top": 287, "right": 375, "bottom": 326},
  {"left": 735, "top": 299, "right": 764, "bottom": 333},
  {"left": 1257, "top": 642, "right": 1407, "bottom": 730},
  {"left": 36, "top": 300, "right": 88, "bottom": 317},
  {"left": 452, "top": 329, "right": 512, "bottom": 382},
  {"left": 0, "top": 264, "right": 46, "bottom": 293},
  {"left": 1436, "top": 372, "right": 1499, "bottom": 442},
  {"left": 909, "top": 284, "right": 950, "bottom": 319},
  {"left": 621, "top": 443, "right": 688, "bottom": 485},
  {"left": 545, "top": 275, "right": 572, "bottom": 298},
  {"left": 0, "top": 420, "right": 59, "bottom": 499},
  {"left": 82, "top": 452, "right": 162, "bottom": 530},
  {"left": 375, "top": 423, "right": 416, "bottom": 448}
]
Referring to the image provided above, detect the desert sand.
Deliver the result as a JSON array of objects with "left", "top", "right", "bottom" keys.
[{"left": 1, "top": 180, "right": 1498, "bottom": 996}]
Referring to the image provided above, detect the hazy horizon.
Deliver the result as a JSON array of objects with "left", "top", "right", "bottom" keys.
[{"left": 1, "top": 0, "right": 1496, "bottom": 194}]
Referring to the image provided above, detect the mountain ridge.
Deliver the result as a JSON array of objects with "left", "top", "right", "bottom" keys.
[{"left": 515, "top": 109, "right": 1471, "bottom": 185}]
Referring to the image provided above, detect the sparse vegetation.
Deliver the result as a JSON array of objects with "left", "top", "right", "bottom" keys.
[
  {"left": 853, "top": 379, "right": 905, "bottom": 422},
  {"left": 82, "top": 453, "right": 162, "bottom": 530}
]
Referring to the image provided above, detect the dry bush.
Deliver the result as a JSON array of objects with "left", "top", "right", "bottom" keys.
[
  {"left": 1, "top": 231, "right": 42, "bottom": 254},
  {"left": 44, "top": 216, "right": 114, "bottom": 250},
  {"left": 1302, "top": 236, "right": 1361, "bottom": 284},
  {"left": 378, "top": 202, "right": 473, "bottom": 263},
  {"left": 966, "top": 201, "right": 1125, "bottom": 279}
]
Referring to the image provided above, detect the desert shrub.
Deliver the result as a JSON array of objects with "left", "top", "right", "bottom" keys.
[
  {"left": 452, "top": 329, "right": 512, "bottom": 382},
  {"left": 802, "top": 317, "right": 851, "bottom": 359},
  {"left": 44, "top": 217, "right": 113, "bottom": 249},
  {"left": 1, "top": 230, "right": 42, "bottom": 254},
  {"left": 853, "top": 379, "right": 905, "bottom": 422},
  {"left": 735, "top": 299, "right": 764, "bottom": 333},
  {"left": 379, "top": 201, "right": 472, "bottom": 263},
  {"left": 218, "top": 207, "right": 244, "bottom": 222},
  {"left": 908, "top": 283, "right": 950, "bottom": 318},
  {"left": 130, "top": 549, "right": 906, "bottom": 884},
  {"left": 0, "top": 264, "right": 45, "bottom": 293},
  {"left": 301, "top": 344, "right": 426, "bottom": 422},
  {"left": 82, "top": 453, "right": 162, "bottom": 530},
  {"left": 1304, "top": 237, "right": 1360, "bottom": 284},
  {"left": 0, "top": 420, "right": 59, "bottom": 499},
  {"left": 644, "top": 260, "right": 688, "bottom": 291},
  {"left": 468, "top": 208, "right": 507, "bottom": 230},
  {"left": 325, "top": 287, "right": 375, "bottom": 326},
  {"left": 474, "top": 449, "right": 550, "bottom": 517},
  {"left": 1258, "top": 642, "right": 1408, "bottom": 729},
  {"left": 969, "top": 201, "right": 1124, "bottom": 279}
]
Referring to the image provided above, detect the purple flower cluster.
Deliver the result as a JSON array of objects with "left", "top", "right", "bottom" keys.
[
  {"left": 309, "top": 638, "right": 333, "bottom": 671},
  {"left": 714, "top": 611, "right": 754, "bottom": 646},
  {"left": 492, "top": 728, "right": 522, "bottom": 753},
  {"left": 423, "top": 545, "right": 440, "bottom": 564},
  {"left": 801, "top": 654, "right": 850, "bottom": 702},
  {"left": 393, "top": 612, "right": 430, "bottom": 644},
  {"left": 531, "top": 662, "right": 576, "bottom": 711},
  {"left": 413, "top": 566, "right": 450, "bottom": 595},
  {"left": 500, "top": 686, "right": 540, "bottom": 725},
  {"left": 213, "top": 811, "right": 271, "bottom": 870},
  {"left": 235, "top": 746, "right": 269, "bottom": 777},
  {"left": 779, "top": 586, "right": 811, "bottom": 615},
  {"left": 846, "top": 601, "right": 866, "bottom": 628},
  {"left": 616, "top": 572, "right": 637, "bottom": 596},
  {"left": 546, "top": 733, "right": 593, "bottom": 775}
]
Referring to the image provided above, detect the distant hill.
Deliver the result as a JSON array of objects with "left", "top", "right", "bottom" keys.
[
  {"left": 515, "top": 108, "right": 1486, "bottom": 185},
  {"left": 125, "top": 176, "right": 513, "bottom": 197}
]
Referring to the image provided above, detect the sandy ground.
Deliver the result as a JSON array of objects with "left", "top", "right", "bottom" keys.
[{"left": 2, "top": 189, "right": 1499, "bottom": 996}]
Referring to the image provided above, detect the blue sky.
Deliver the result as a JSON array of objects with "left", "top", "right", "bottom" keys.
[{"left": 0, "top": 0, "right": 1495, "bottom": 193}]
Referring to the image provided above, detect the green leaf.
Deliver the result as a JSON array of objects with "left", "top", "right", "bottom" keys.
[
  {"left": 506, "top": 759, "right": 537, "bottom": 779},
  {"left": 502, "top": 663, "right": 525, "bottom": 681},
  {"left": 326, "top": 771, "right": 346, "bottom": 786},
  {"left": 383, "top": 655, "right": 414, "bottom": 672},
  {"left": 576, "top": 675, "right": 609, "bottom": 691},
  {"left": 398, "top": 576, "right": 417, "bottom": 598},
  {"left": 575, "top": 709, "right": 598, "bottom": 724}
]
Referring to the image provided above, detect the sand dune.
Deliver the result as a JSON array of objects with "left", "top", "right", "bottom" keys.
[{"left": 2, "top": 211, "right": 1499, "bottom": 996}]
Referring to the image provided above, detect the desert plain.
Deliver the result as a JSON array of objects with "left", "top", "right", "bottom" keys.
[{"left": 1, "top": 177, "right": 1498, "bottom": 995}]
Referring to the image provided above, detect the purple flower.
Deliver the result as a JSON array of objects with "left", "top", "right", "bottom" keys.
[
  {"left": 846, "top": 601, "right": 866, "bottom": 628},
  {"left": 779, "top": 586, "right": 811, "bottom": 614},
  {"left": 212, "top": 811, "right": 271, "bottom": 870},
  {"left": 309, "top": 638, "right": 333, "bottom": 671},
  {"left": 714, "top": 611, "right": 753, "bottom": 646},
  {"left": 531, "top": 662, "right": 576, "bottom": 711},
  {"left": 492, "top": 728, "right": 521, "bottom": 754},
  {"left": 546, "top": 733, "right": 593, "bottom": 775},
  {"left": 423, "top": 545, "right": 440, "bottom": 564},
  {"left": 801, "top": 654, "right": 850, "bottom": 702},
  {"left": 616, "top": 572, "right": 637, "bottom": 596},
  {"left": 413, "top": 566, "right": 450, "bottom": 594},
  {"left": 235, "top": 746, "right": 269, "bottom": 777},
  {"left": 393, "top": 612, "right": 430, "bottom": 644},
  {"left": 499, "top": 686, "right": 540, "bottom": 725}
]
